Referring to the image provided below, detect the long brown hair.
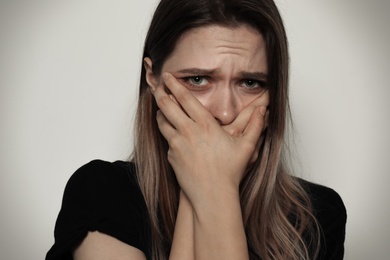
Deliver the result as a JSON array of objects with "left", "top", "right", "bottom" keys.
[{"left": 132, "top": 0, "right": 320, "bottom": 259}]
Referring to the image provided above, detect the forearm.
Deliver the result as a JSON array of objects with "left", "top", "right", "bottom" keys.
[
  {"left": 169, "top": 192, "right": 194, "bottom": 260},
  {"left": 153, "top": 73, "right": 265, "bottom": 259},
  {"left": 192, "top": 187, "right": 249, "bottom": 260}
]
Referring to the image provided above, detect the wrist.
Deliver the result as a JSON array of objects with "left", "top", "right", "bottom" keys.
[{"left": 191, "top": 186, "right": 242, "bottom": 224}]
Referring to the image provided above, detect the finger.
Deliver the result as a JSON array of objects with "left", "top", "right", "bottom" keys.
[
  {"left": 156, "top": 110, "right": 177, "bottom": 140},
  {"left": 169, "top": 94, "right": 180, "bottom": 107},
  {"left": 223, "top": 90, "right": 269, "bottom": 136},
  {"left": 162, "top": 72, "right": 214, "bottom": 123},
  {"left": 168, "top": 93, "right": 187, "bottom": 115},
  {"left": 252, "top": 89, "right": 270, "bottom": 107},
  {"left": 264, "top": 110, "right": 269, "bottom": 129},
  {"left": 222, "top": 105, "right": 257, "bottom": 136},
  {"left": 153, "top": 84, "right": 193, "bottom": 130},
  {"left": 248, "top": 134, "right": 265, "bottom": 165},
  {"left": 242, "top": 106, "right": 266, "bottom": 146}
]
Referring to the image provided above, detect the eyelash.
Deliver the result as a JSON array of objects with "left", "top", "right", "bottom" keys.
[
  {"left": 182, "top": 76, "right": 267, "bottom": 91},
  {"left": 184, "top": 76, "right": 209, "bottom": 87},
  {"left": 241, "top": 79, "right": 267, "bottom": 90}
]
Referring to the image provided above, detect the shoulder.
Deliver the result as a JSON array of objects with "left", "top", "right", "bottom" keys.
[
  {"left": 66, "top": 159, "right": 137, "bottom": 190},
  {"left": 299, "top": 179, "right": 347, "bottom": 222},
  {"left": 298, "top": 178, "right": 347, "bottom": 259},
  {"left": 46, "top": 160, "right": 151, "bottom": 260},
  {"left": 63, "top": 159, "right": 146, "bottom": 216}
]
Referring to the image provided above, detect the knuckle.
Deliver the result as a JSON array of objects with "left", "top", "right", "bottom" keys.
[
  {"left": 168, "top": 134, "right": 181, "bottom": 150},
  {"left": 225, "top": 128, "right": 233, "bottom": 136},
  {"left": 157, "top": 95, "right": 171, "bottom": 108},
  {"left": 224, "top": 127, "right": 235, "bottom": 136},
  {"left": 250, "top": 150, "right": 259, "bottom": 163},
  {"left": 167, "top": 149, "right": 174, "bottom": 164},
  {"left": 176, "top": 91, "right": 191, "bottom": 104},
  {"left": 242, "top": 140, "right": 256, "bottom": 153},
  {"left": 180, "top": 124, "right": 191, "bottom": 136},
  {"left": 155, "top": 111, "right": 163, "bottom": 122},
  {"left": 225, "top": 126, "right": 240, "bottom": 137},
  {"left": 230, "top": 127, "right": 241, "bottom": 137},
  {"left": 197, "top": 119, "right": 209, "bottom": 130}
]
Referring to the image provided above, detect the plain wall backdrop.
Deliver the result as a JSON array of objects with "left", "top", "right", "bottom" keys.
[{"left": 1, "top": 0, "right": 389, "bottom": 259}]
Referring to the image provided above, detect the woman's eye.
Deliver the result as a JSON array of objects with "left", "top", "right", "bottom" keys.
[
  {"left": 242, "top": 79, "right": 266, "bottom": 90},
  {"left": 187, "top": 76, "right": 209, "bottom": 87}
]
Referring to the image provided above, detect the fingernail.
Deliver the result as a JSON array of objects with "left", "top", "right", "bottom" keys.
[
  {"left": 169, "top": 94, "right": 179, "bottom": 106},
  {"left": 149, "top": 85, "right": 155, "bottom": 94},
  {"left": 162, "top": 72, "right": 169, "bottom": 80},
  {"left": 259, "top": 106, "right": 266, "bottom": 116}
]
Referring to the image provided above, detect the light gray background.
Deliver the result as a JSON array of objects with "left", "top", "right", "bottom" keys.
[{"left": 1, "top": 0, "right": 389, "bottom": 259}]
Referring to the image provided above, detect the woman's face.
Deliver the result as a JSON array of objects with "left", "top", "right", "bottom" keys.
[{"left": 148, "top": 24, "right": 269, "bottom": 125}]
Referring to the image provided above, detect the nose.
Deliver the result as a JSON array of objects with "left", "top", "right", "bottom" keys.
[{"left": 206, "top": 88, "right": 241, "bottom": 125}]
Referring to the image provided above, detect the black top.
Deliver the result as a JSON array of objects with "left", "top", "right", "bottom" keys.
[{"left": 46, "top": 160, "right": 347, "bottom": 260}]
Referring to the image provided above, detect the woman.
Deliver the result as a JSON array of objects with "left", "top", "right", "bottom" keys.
[{"left": 46, "top": 0, "right": 346, "bottom": 259}]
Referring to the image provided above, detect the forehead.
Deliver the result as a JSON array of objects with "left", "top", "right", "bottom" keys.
[
  {"left": 163, "top": 24, "right": 268, "bottom": 73},
  {"left": 179, "top": 24, "right": 262, "bottom": 46}
]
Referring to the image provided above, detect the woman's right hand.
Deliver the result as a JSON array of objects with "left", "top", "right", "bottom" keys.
[
  {"left": 153, "top": 72, "right": 268, "bottom": 205},
  {"left": 221, "top": 91, "right": 269, "bottom": 165},
  {"left": 154, "top": 73, "right": 269, "bottom": 260}
]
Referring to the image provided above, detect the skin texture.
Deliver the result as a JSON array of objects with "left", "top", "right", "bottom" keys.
[
  {"left": 147, "top": 25, "right": 270, "bottom": 259},
  {"left": 73, "top": 24, "right": 270, "bottom": 260},
  {"left": 73, "top": 231, "right": 146, "bottom": 260},
  {"left": 160, "top": 25, "right": 269, "bottom": 126}
]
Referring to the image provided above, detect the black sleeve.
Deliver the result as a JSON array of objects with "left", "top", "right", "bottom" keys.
[
  {"left": 46, "top": 160, "right": 150, "bottom": 260},
  {"left": 305, "top": 181, "right": 347, "bottom": 260}
]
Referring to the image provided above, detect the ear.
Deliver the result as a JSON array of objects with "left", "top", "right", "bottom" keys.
[{"left": 144, "top": 57, "right": 159, "bottom": 90}]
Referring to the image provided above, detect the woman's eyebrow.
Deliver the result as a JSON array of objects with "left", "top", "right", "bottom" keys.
[
  {"left": 176, "top": 68, "right": 268, "bottom": 79},
  {"left": 176, "top": 68, "right": 218, "bottom": 75},
  {"left": 240, "top": 72, "right": 268, "bottom": 80}
]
